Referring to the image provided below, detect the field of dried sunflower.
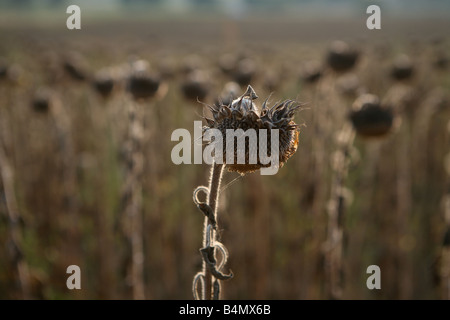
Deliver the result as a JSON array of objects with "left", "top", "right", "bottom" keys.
[{"left": 0, "top": 10, "right": 449, "bottom": 300}]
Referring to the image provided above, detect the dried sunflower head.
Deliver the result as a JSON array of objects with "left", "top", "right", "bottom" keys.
[
  {"left": 327, "top": 40, "right": 359, "bottom": 73},
  {"left": 92, "top": 69, "right": 115, "bottom": 99},
  {"left": 204, "top": 85, "right": 301, "bottom": 175},
  {"left": 181, "top": 70, "right": 210, "bottom": 103},
  {"left": 349, "top": 94, "right": 394, "bottom": 138},
  {"left": 31, "top": 87, "right": 54, "bottom": 113},
  {"left": 390, "top": 54, "right": 414, "bottom": 81},
  {"left": 127, "top": 60, "right": 162, "bottom": 101}
]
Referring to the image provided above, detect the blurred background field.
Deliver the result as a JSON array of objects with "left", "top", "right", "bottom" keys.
[{"left": 0, "top": 0, "right": 449, "bottom": 299}]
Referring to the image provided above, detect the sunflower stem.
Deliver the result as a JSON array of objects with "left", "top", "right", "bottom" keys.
[{"left": 203, "top": 163, "right": 224, "bottom": 300}]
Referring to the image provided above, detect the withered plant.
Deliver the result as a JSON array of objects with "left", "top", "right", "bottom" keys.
[{"left": 192, "top": 85, "right": 302, "bottom": 299}]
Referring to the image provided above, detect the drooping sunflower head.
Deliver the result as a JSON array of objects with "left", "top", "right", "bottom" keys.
[
  {"left": 204, "top": 85, "right": 301, "bottom": 175},
  {"left": 349, "top": 94, "right": 394, "bottom": 138},
  {"left": 390, "top": 54, "right": 414, "bottom": 81},
  {"left": 327, "top": 40, "right": 359, "bottom": 73},
  {"left": 93, "top": 68, "right": 116, "bottom": 99},
  {"left": 126, "top": 59, "right": 166, "bottom": 101},
  {"left": 31, "top": 87, "right": 54, "bottom": 113}
]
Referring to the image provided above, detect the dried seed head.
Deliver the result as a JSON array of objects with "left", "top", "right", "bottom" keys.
[
  {"left": 205, "top": 85, "right": 301, "bottom": 174},
  {"left": 181, "top": 70, "right": 210, "bottom": 103},
  {"left": 327, "top": 40, "right": 359, "bottom": 73},
  {"left": 349, "top": 94, "right": 394, "bottom": 138},
  {"left": 31, "top": 88, "right": 53, "bottom": 113},
  {"left": 391, "top": 54, "right": 414, "bottom": 81},
  {"left": 92, "top": 69, "right": 115, "bottom": 98},
  {"left": 127, "top": 60, "right": 161, "bottom": 101}
]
